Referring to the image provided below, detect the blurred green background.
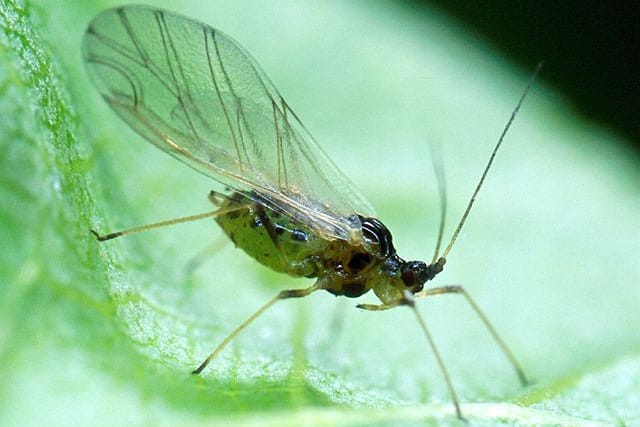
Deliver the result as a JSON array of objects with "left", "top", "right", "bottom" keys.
[
  {"left": 1, "top": 1, "right": 639, "bottom": 426},
  {"left": 415, "top": 0, "right": 640, "bottom": 149}
]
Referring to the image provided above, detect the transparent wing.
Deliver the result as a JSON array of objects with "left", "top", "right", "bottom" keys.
[{"left": 82, "top": 5, "right": 375, "bottom": 241}]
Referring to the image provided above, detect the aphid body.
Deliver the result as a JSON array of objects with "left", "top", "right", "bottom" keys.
[
  {"left": 216, "top": 191, "right": 436, "bottom": 301},
  {"left": 83, "top": 5, "right": 538, "bottom": 420}
]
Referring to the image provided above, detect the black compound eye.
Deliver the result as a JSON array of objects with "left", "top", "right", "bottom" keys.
[
  {"left": 400, "top": 261, "right": 430, "bottom": 290},
  {"left": 401, "top": 269, "right": 417, "bottom": 287}
]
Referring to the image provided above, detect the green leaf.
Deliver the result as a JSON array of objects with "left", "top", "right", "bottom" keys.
[{"left": 1, "top": 1, "right": 638, "bottom": 426}]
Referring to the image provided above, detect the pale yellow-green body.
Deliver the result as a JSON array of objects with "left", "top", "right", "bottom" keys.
[{"left": 214, "top": 192, "right": 416, "bottom": 303}]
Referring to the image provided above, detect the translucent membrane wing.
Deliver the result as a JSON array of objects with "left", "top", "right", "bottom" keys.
[{"left": 82, "top": 5, "right": 375, "bottom": 241}]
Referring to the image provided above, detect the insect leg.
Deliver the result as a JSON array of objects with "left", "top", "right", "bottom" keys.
[
  {"left": 192, "top": 283, "right": 320, "bottom": 374},
  {"left": 355, "top": 302, "right": 398, "bottom": 311},
  {"left": 358, "top": 291, "right": 465, "bottom": 419},
  {"left": 415, "top": 285, "right": 529, "bottom": 386},
  {"left": 402, "top": 291, "right": 466, "bottom": 421},
  {"left": 326, "top": 300, "right": 348, "bottom": 342},
  {"left": 183, "top": 235, "right": 229, "bottom": 274},
  {"left": 91, "top": 202, "right": 249, "bottom": 241},
  {"left": 207, "top": 189, "right": 227, "bottom": 206}
]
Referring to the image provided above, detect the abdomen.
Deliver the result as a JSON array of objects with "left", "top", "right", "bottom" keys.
[{"left": 215, "top": 193, "right": 331, "bottom": 277}]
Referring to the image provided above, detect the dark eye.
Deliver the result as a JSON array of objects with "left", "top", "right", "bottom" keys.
[
  {"left": 400, "top": 261, "right": 429, "bottom": 290},
  {"left": 401, "top": 269, "right": 417, "bottom": 287}
]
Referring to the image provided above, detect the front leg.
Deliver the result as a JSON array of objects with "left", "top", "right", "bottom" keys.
[
  {"left": 193, "top": 283, "right": 320, "bottom": 374},
  {"left": 357, "top": 290, "right": 415, "bottom": 311},
  {"left": 356, "top": 302, "right": 396, "bottom": 311},
  {"left": 357, "top": 290, "right": 466, "bottom": 421}
]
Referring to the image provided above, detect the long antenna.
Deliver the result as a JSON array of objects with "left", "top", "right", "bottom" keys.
[
  {"left": 441, "top": 62, "right": 543, "bottom": 260},
  {"left": 429, "top": 141, "right": 447, "bottom": 264}
]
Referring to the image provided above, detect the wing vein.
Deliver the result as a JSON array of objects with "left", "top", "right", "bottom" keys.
[
  {"left": 83, "top": 5, "right": 375, "bottom": 242},
  {"left": 211, "top": 32, "right": 253, "bottom": 170},
  {"left": 204, "top": 29, "right": 244, "bottom": 171},
  {"left": 154, "top": 11, "right": 200, "bottom": 143}
]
